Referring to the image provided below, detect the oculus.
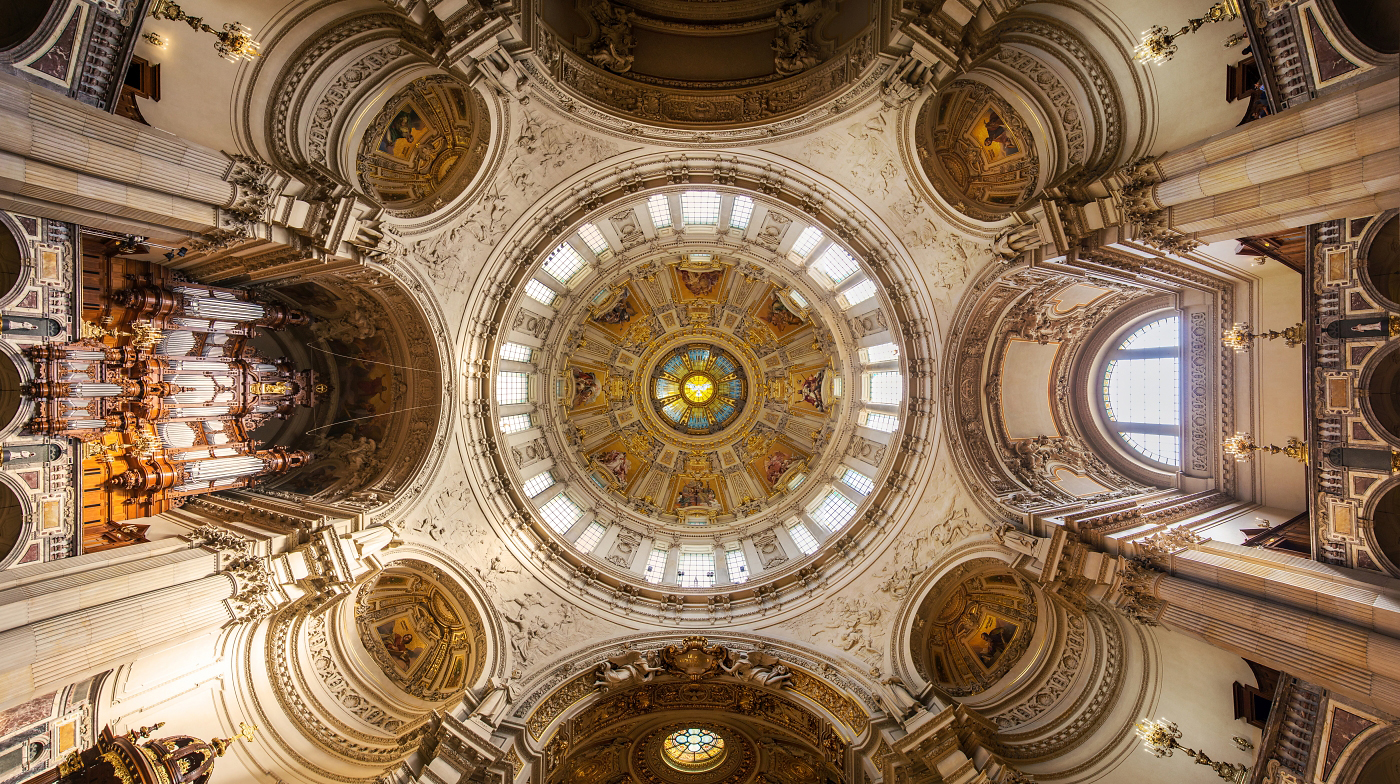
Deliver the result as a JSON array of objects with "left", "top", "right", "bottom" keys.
[
  {"left": 651, "top": 345, "right": 747, "bottom": 436},
  {"left": 661, "top": 727, "right": 726, "bottom": 771}
]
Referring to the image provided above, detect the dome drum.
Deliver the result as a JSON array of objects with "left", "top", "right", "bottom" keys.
[{"left": 478, "top": 180, "right": 933, "bottom": 608}]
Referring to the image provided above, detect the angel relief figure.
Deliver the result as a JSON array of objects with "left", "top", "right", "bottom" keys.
[{"left": 594, "top": 650, "right": 663, "bottom": 688}]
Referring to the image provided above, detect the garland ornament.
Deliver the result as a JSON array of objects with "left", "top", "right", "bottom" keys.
[
  {"left": 1133, "top": 0, "right": 1243, "bottom": 65},
  {"left": 1134, "top": 718, "right": 1252, "bottom": 782},
  {"left": 1223, "top": 432, "right": 1308, "bottom": 465},
  {"left": 148, "top": 0, "right": 261, "bottom": 62}
]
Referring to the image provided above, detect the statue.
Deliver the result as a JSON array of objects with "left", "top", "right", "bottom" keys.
[
  {"left": 722, "top": 651, "right": 794, "bottom": 688},
  {"left": 991, "top": 221, "right": 1042, "bottom": 262},
  {"left": 470, "top": 673, "right": 519, "bottom": 726},
  {"left": 772, "top": 0, "right": 822, "bottom": 75},
  {"left": 594, "top": 650, "right": 663, "bottom": 689},
  {"left": 588, "top": 0, "right": 636, "bottom": 73}
]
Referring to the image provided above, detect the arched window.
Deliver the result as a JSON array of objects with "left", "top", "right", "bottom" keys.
[{"left": 1101, "top": 315, "right": 1181, "bottom": 468}]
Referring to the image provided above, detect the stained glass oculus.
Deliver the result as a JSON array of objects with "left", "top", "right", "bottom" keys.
[
  {"left": 662, "top": 727, "right": 726, "bottom": 771},
  {"left": 651, "top": 344, "right": 746, "bottom": 435}
]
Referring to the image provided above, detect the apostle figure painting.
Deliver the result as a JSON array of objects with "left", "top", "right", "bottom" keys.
[{"left": 379, "top": 106, "right": 431, "bottom": 161}]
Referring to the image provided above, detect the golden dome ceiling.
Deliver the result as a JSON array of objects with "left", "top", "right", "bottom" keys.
[{"left": 488, "top": 186, "right": 911, "bottom": 593}]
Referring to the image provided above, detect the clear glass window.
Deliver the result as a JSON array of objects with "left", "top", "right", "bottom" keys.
[
  {"left": 1102, "top": 316, "right": 1181, "bottom": 467},
  {"left": 842, "top": 468, "right": 875, "bottom": 496},
  {"left": 725, "top": 546, "right": 749, "bottom": 583},
  {"left": 863, "top": 411, "right": 898, "bottom": 432},
  {"left": 790, "top": 226, "right": 823, "bottom": 258},
  {"left": 575, "top": 521, "right": 607, "bottom": 552},
  {"left": 814, "top": 245, "right": 860, "bottom": 285},
  {"left": 681, "top": 191, "right": 721, "bottom": 225},
  {"left": 499, "top": 413, "right": 532, "bottom": 434},
  {"left": 500, "top": 342, "right": 535, "bottom": 363},
  {"left": 542, "top": 242, "right": 587, "bottom": 286},
  {"left": 521, "top": 471, "right": 555, "bottom": 498},
  {"left": 647, "top": 194, "right": 672, "bottom": 228},
  {"left": 729, "top": 195, "right": 754, "bottom": 230},
  {"left": 539, "top": 494, "right": 582, "bottom": 533},
  {"left": 840, "top": 279, "right": 877, "bottom": 309},
  {"left": 866, "top": 371, "right": 902, "bottom": 405},
  {"left": 810, "top": 489, "right": 858, "bottom": 531},
  {"left": 643, "top": 548, "right": 668, "bottom": 584},
  {"left": 787, "top": 522, "right": 819, "bottom": 554},
  {"left": 577, "top": 223, "right": 610, "bottom": 256},
  {"left": 677, "top": 550, "right": 716, "bottom": 588},
  {"left": 861, "top": 343, "right": 899, "bottom": 364},
  {"left": 497, "top": 372, "right": 530, "bottom": 404},
  {"left": 524, "top": 278, "right": 558, "bottom": 306}
]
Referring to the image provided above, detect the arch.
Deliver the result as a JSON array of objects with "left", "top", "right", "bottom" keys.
[
  {"left": 1359, "top": 340, "right": 1400, "bottom": 447},
  {"left": 0, "top": 477, "right": 28, "bottom": 569},
  {"left": 0, "top": 0, "right": 59, "bottom": 51},
  {"left": 354, "top": 559, "right": 490, "bottom": 702},
  {"left": 0, "top": 213, "right": 28, "bottom": 304},
  {"left": 1360, "top": 214, "right": 1400, "bottom": 308},
  {"left": 1365, "top": 480, "right": 1400, "bottom": 576},
  {"left": 0, "top": 349, "right": 30, "bottom": 439},
  {"left": 1329, "top": 0, "right": 1400, "bottom": 55}
]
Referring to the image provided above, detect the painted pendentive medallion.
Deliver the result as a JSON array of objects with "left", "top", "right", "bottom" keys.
[{"left": 356, "top": 75, "right": 491, "bottom": 218}]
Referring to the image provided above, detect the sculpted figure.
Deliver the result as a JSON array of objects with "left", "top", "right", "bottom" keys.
[
  {"left": 593, "top": 650, "right": 663, "bottom": 689},
  {"left": 588, "top": 0, "right": 636, "bottom": 73},
  {"left": 991, "top": 221, "right": 1042, "bottom": 262},
  {"left": 722, "top": 651, "right": 793, "bottom": 688},
  {"left": 470, "top": 673, "right": 519, "bottom": 727},
  {"left": 772, "top": 0, "right": 822, "bottom": 75}
]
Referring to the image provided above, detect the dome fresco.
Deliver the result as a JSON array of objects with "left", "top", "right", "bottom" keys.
[{"left": 489, "top": 187, "right": 910, "bottom": 591}]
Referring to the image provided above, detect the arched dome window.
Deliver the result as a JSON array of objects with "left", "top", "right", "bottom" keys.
[{"left": 1100, "top": 315, "right": 1182, "bottom": 468}]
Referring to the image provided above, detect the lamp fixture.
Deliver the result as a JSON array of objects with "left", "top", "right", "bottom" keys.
[
  {"left": 1223, "top": 432, "right": 1308, "bottom": 464},
  {"left": 1221, "top": 322, "right": 1306, "bottom": 352},
  {"left": 1134, "top": 0, "right": 1243, "bottom": 65},
  {"left": 1135, "top": 718, "right": 1251, "bottom": 782},
  {"left": 148, "top": 0, "right": 260, "bottom": 63}
]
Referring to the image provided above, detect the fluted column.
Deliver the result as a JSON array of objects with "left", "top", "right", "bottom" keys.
[
  {"left": 1153, "top": 575, "right": 1400, "bottom": 714},
  {"left": 0, "top": 71, "right": 232, "bottom": 234},
  {"left": 0, "top": 543, "right": 233, "bottom": 709},
  {"left": 1138, "top": 72, "right": 1400, "bottom": 243}
]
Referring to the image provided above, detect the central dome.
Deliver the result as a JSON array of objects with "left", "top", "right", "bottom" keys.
[
  {"left": 488, "top": 187, "right": 914, "bottom": 595},
  {"left": 651, "top": 344, "right": 747, "bottom": 435}
]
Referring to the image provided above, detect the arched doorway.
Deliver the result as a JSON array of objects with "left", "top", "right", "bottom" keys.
[
  {"left": 0, "top": 219, "right": 24, "bottom": 302},
  {"left": 0, "top": 0, "right": 57, "bottom": 50}
]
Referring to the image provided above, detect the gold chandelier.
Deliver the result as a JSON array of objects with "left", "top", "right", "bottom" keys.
[
  {"left": 1134, "top": 0, "right": 1243, "bottom": 65},
  {"left": 148, "top": 0, "right": 261, "bottom": 62},
  {"left": 1221, "top": 322, "right": 1305, "bottom": 352},
  {"left": 1134, "top": 718, "right": 1252, "bottom": 783},
  {"left": 1223, "top": 432, "right": 1308, "bottom": 464}
]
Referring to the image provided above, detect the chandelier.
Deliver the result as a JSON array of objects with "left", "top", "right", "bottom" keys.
[
  {"left": 1223, "top": 432, "right": 1308, "bottom": 464},
  {"left": 1221, "top": 322, "right": 1306, "bottom": 352},
  {"left": 1134, "top": 0, "right": 1243, "bottom": 65},
  {"left": 1134, "top": 718, "right": 1252, "bottom": 782},
  {"left": 148, "top": 0, "right": 261, "bottom": 63}
]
